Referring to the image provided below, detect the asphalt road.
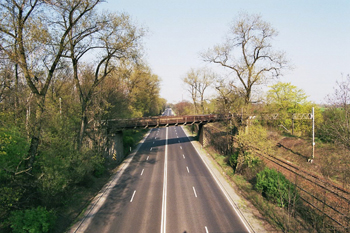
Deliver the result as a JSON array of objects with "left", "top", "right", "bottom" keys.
[
  {"left": 81, "top": 108, "right": 249, "bottom": 233},
  {"left": 162, "top": 108, "right": 174, "bottom": 116}
]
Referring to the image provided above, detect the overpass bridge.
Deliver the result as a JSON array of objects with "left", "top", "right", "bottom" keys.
[
  {"left": 104, "top": 114, "right": 232, "bottom": 132},
  {"left": 102, "top": 113, "right": 235, "bottom": 164}
]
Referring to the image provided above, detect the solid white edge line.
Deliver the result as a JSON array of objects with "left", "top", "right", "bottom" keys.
[
  {"left": 161, "top": 127, "right": 168, "bottom": 233},
  {"left": 130, "top": 190, "right": 136, "bottom": 202},
  {"left": 182, "top": 126, "right": 253, "bottom": 233},
  {"left": 193, "top": 186, "right": 198, "bottom": 198},
  {"left": 70, "top": 129, "right": 153, "bottom": 233},
  {"left": 205, "top": 226, "right": 209, "bottom": 233}
]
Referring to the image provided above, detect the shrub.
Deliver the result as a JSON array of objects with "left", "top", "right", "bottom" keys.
[
  {"left": 236, "top": 124, "right": 275, "bottom": 155},
  {"left": 0, "top": 126, "right": 29, "bottom": 180},
  {"left": 233, "top": 124, "right": 268, "bottom": 178},
  {"left": 92, "top": 155, "right": 106, "bottom": 178},
  {"left": 123, "top": 136, "right": 134, "bottom": 149},
  {"left": 0, "top": 127, "right": 28, "bottom": 219},
  {"left": 8, "top": 206, "right": 56, "bottom": 233},
  {"left": 256, "top": 167, "right": 298, "bottom": 208},
  {"left": 228, "top": 150, "right": 239, "bottom": 171}
]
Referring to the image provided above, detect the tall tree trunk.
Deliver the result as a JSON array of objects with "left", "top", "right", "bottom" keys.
[
  {"left": 200, "top": 93, "right": 205, "bottom": 114},
  {"left": 14, "top": 63, "right": 19, "bottom": 122},
  {"left": 77, "top": 100, "right": 88, "bottom": 151},
  {"left": 26, "top": 94, "right": 45, "bottom": 171},
  {"left": 245, "top": 87, "right": 251, "bottom": 104}
]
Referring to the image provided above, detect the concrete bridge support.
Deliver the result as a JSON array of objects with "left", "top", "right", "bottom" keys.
[
  {"left": 198, "top": 123, "right": 208, "bottom": 147},
  {"left": 107, "top": 131, "right": 124, "bottom": 164}
]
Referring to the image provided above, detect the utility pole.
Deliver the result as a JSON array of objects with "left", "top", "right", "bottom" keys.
[
  {"left": 308, "top": 107, "right": 315, "bottom": 162},
  {"left": 312, "top": 107, "right": 315, "bottom": 160}
]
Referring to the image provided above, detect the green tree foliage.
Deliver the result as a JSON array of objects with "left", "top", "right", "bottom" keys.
[
  {"left": 232, "top": 124, "right": 270, "bottom": 179},
  {"left": 8, "top": 206, "right": 55, "bottom": 233},
  {"left": 0, "top": 126, "right": 29, "bottom": 177},
  {"left": 0, "top": 0, "right": 105, "bottom": 170},
  {"left": 237, "top": 123, "right": 274, "bottom": 155},
  {"left": 256, "top": 167, "right": 299, "bottom": 208},
  {"left": 0, "top": 124, "right": 29, "bottom": 219},
  {"left": 127, "top": 65, "right": 162, "bottom": 117},
  {"left": 101, "top": 62, "right": 163, "bottom": 119},
  {"left": 266, "top": 82, "right": 308, "bottom": 110},
  {"left": 266, "top": 82, "right": 323, "bottom": 135},
  {"left": 0, "top": 1, "right": 163, "bottom": 231}
]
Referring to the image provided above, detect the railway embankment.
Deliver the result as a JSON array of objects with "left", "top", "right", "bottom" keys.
[{"left": 192, "top": 123, "right": 350, "bottom": 232}]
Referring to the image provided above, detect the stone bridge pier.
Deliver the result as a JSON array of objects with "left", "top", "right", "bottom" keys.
[{"left": 190, "top": 123, "right": 208, "bottom": 147}]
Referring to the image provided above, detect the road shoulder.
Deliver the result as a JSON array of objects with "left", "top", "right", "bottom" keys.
[
  {"left": 67, "top": 129, "right": 151, "bottom": 233},
  {"left": 182, "top": 126, "right": 268, "bottom": 233}
]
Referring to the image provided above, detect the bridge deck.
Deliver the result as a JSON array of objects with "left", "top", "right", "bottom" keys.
[{"left": 105, "top": 114, "right": 230, "bottom": 131}]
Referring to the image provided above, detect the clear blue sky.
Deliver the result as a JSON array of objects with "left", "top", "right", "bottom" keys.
[{"left": 100, "top": 0, "right": 350, "bottom": 104}]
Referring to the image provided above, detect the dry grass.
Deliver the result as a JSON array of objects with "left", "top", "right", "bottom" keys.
[
  {"left": 267, "top": 131, "right": 350, "bottom": 190},
  {"left": 201, "top": 123, "right": 350, "bottom": 232}
]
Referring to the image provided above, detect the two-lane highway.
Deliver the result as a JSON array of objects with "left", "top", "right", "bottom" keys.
[{"left": 77, "top": 108, "right": 250, "bottom": 233}]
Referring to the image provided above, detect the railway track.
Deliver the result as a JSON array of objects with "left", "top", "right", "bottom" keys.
[
  {"left": 245, "top": 143, "right": 350, "bottom": 231},
  {"left": 205, "top": 124, "right": 350, "bottom": 231}
]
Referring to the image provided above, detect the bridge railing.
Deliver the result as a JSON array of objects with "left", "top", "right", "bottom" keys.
[{"left": 105, "top": 114, "right": 232, "bottom": 131}]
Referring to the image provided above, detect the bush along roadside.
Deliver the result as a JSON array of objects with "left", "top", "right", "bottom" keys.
[
  {"left": 204, "top": 123, "right": 318, "bottom": 232},
  {"left": 1, "top": 126, "right": 149, "bottom": 233},
  {"left": 122, "top": 129, "right": 149, "bottom": 155},
  {"left": 256, "top": 167, "right": 299, "bottom": 209},
  {"left": 7, "top": 206, "right": 56, "bottom": 233}
]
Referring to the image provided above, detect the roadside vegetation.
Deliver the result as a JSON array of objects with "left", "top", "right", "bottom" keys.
[
  {"left": 0, "top": 1, "right": 164, "bottom": 232},
  {"left": 177, "top": 74, "right": 350, "bottom": 232},
  {"left": 1, "top": 2, "right": 348, "bottom": 232},
  {"left": 175, "top": 13, "right": 350, "bottom": 232}
]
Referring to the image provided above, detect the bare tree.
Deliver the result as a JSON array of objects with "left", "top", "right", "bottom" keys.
[
  {"left": 183, "top": 67, "right": 215, "bottom": 114},
  {"left": 63, "top": 9, "right": 144, "bottom": 150},
  {"left": 202, "top": 13, "right": 288, "bottom": 104},
  {"left": 215, "top": 78, "right": 245, "bottom": 114},
  {"left": 322, "top": 74, "right": 350, "bottom": 151},
  {"left": 0, "top": 0, "right": 104, "bottom": 170}
]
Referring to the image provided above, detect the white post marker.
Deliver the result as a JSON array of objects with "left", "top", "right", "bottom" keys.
[{"left": 312, "top": 107, "right": 315, "bottom": 159}]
